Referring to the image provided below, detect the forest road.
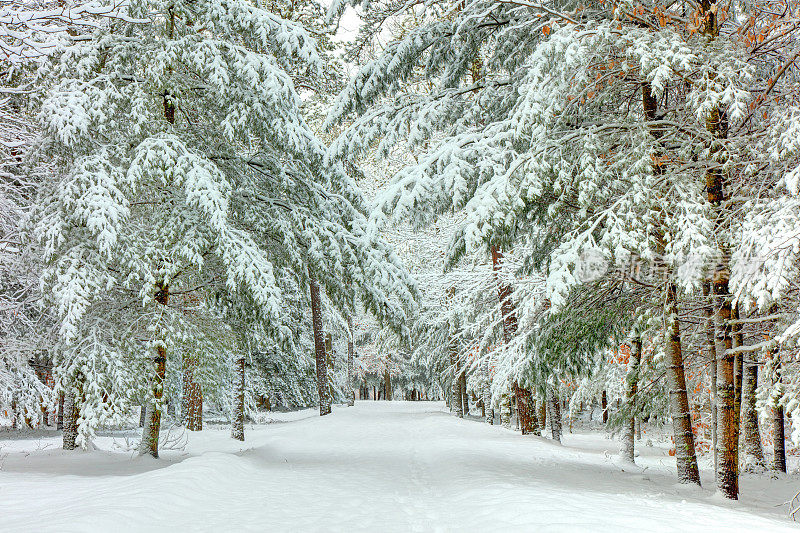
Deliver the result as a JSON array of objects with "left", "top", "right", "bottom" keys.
[{"left": 0, "top": 401, "right": 795, "bottom": 532}]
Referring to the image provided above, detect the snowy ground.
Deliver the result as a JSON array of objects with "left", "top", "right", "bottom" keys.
[{"left": 0, "top": 402, "right": 797, "bottom": 532}]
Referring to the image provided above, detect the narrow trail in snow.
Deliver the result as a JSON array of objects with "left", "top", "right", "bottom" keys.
[{"left": 0, "top": 401, "right": 795, "bottom": 532}]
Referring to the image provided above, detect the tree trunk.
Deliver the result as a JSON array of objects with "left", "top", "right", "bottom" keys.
[
  {"left": 449, "top": 327, "right": 463, "bottom": 418},
  {"left": 500, "top": 390, "right": 511, "bottom": 428},
  {"left": 702, "top": 281, "right": 718, "bottom": 479},
  {"left": 483, "top": 358, "right": 494, "bottom": 424},
  {"left": 621, "top": 337, "right": 641, "bottom": 463},
  {"left": 62, "top": 392, "right": 78, "bottom": 450},
  {"left": 713, "top": 273, "right": 737, "bottom": 498},
  {"left": 514, "top": 383, "right": 534, "bottom": 434},
  {"left": 601, "top": 390, "right": 608, "bottom": 424},
  {"left": 491, "top": 245, "right": 534, "bottom": 433},
  {"left": 57, "top": 392, "right": 64, "bottom": 430},
  {"left": 701, "top": 5, "right": 737, "bottom": 497},
  {"left": 731, "top": 305, "right": 744, "bottom": 477},
  {"left": 347, "top": 315, "right": 355, "bottom": 407},
  {"left": 141, "top": 282, "right": 169, "bottom": 458},
  {"left": 384, "top": 369, "right": 393, "bottom": 401},
  {"left": 189, "top": 379, "right": 202, "bottom": 431},
  {"left": 308, "top": 274, "right": 331, "bottom": 416},
  {"left": 231, "top": 356, "right": 245, "bottom": 441},
  {"left": 183, "top": 354, "right": 202, "bottom": 431},
  {"left": 773, "top": 405, "right": 786, "bottom": 473},
  {"left": 665, "top": 282, "right": 701, "bottom": 486},
  {"left": 530, "top": 398, "right": 541, "bottom": 436},
  {"left": 142, "top": 349, "right": 166, "bottom": 458},
  {"left": 460, "top": 370, "right": 468, "bottom": 414},
  {"left": 538, "top": 397, "right": 547, "bottom": 432},
  {"left": 547, "top": 386, "right": 561, "bottom": 443},
  {"left": 773, "top": 357, "right": 787, "bottom": 473},
  {"left": 740, "top": 354, "right": 764, "bottom": 470},
  {"left": 642, "top": 78, "right": 702, "bottom": 487}
]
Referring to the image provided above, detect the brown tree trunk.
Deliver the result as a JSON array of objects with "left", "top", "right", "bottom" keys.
[
  {"left": 141, "top": 282, "right": 169, "bottom": 458},
  {"left": 642, "top": 80, "right": 702, "bottom": 487},
  {"left": 538, "top": 397, "right": 547, "bottom": 432},
  {"left": 701, "top": 3, "right": 737, "bottom": 498},
  {"left": 547, "top": 386, "right": 562, "bottom": 442},
  {"left": 183, "top": 355, "right": 202, "bottom": 431},
  {"left": 231, "top": 355, "right": 245, "bottom": 441},
  {"left": 702, "top": 281, "right": 718, "bottom": 479},
  {"left": 514, "top": 383, "right": 534, "bottom": 434},
  {"left": 309, "top": 274, "right": 331, "bottom": 416},
  {"left": 142, "top": 347, "right": 167, "bottom": 458},
  {"left": 347, "top": 315, "right": 355, "bottom": 407},
  {"left": 460, "top": 370, "right": 468, "bottom": 414},
  {"left": 499, "top": 390, "right": 512, "bottom": 428},
  {"left": 62, "top": 392, "right": 78, "bottom": 450},
  {"left": 190, "top": 379, "right": 202, "bottom": 431},
  {"left": 491, "top": 245, "right": 534, "bottom": 433},
  {"left": 601, "top": 390, "right": 608, "bottom": 424},
  {"left": 774, "top": 405, "right": 786, "bottom": 473},
  {"left": 665, "top": 282, "right": 701, "bottom": 485},
  {"left": 773, "top": 356, "right": 786, "bottom": 472},
  {"left": 621, "top": 337, "right": 641, "bottom": 463},
  {"left": 741, "top": 353, "right": 764, "bottom": 470},
  {"left": 483, "top": 358, "right": 494, "bottom": 424},
  {"left": 530, "top": 398, "right": 541, "bottom": 436},
  {"left": 731, "top": 306, "right": 744, "bottom": 476},
  {"left": 713, "top": 273, "right": 737, "bottom": 498},
  {"left": 449, "top": 325, "right": 463, "bottom": 418},
  {"left": 384, "top": 369, "right": 393, "bottom": 401},
  {"left": 57, "top": 392, "right": 64, "bottom": 430}
]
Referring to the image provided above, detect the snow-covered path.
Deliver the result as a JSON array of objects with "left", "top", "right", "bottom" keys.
[{"left": 0, "top": 402, "right": 796, "bottom": 532}]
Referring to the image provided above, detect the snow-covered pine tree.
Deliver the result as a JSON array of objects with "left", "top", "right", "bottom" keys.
[
  {"left": 0, "top": 0, "right": 136, "bottom": 432},
  {"left": 33, "top": 0, "right": 416, "bottom": 452},
  {"left": 327, "top": 0, "right": 774, "bottom": 493}
]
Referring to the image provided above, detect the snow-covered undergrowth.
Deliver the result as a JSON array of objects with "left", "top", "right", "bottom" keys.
[{"left": 0, "top": 402, "right": 796, "bottom": 532}]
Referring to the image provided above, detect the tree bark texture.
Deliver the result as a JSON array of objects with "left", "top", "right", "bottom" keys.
[
  {"left": 183, "top": 354, "right": 203, "bottom": 431},
  {"left": 731, "top": 305, "right": 744, "bottom": 477},
  {"left": 773, "top": 356, "right": 787, "bottom": 473},
  {"left": 57, "top": 392, "right": 64, "bottom": 430},
  {"left": 384, "top": 370, "right": 393, "bottom": 401},
  {"left": 62, "top": 392, "right": 78, "bottom": 450},
  {"left": 701, "top": 7, "right": 737, "bottom": 497},
  {"left": 491, "top": 245, "right": 533, "bottom": 433},
  {"left": 538, "top": 397, "right": 547, "bottom": 433},
  {"left": 547, "top": 386, "right": 562, "bottom": 443},
  {"left": 642, "top": 80, "right": 702, "bottom": 487},
  {"left": 530, "top": 398, "right": 541, "bottom": 436},
  {"left": 309, "top": 274, "right": 331, "bottom": 416},
  {"left": 702, "top": 281, "right": 718, "bottom": 478},
  {"left": 602, "top": 390, "right": 608, "bottom": 424},
  {"left": 665, "top": 282, "right": 701, "bottom": 486},
  {"left": 141, "top": 282, "right": 169, "bottom": 458},
  {"left": 713, "top": 274, "right": 737, "bottom": 498},
  {"left": 459, "top": 371, "right": 468, "bottom": 414},
  {"left": 740, "top": 355, "right": 764, "bottom": 470},
  {"left": 449, "top": 323, "right": 463, "bottom": 418},
  {"left": 483, "top": 358, "right": 494, "bottom": 424},
  {"left": 347, "top": 315, "right": 355, "bottom": 407},
  {"left": 621, "top": 337, "right": 641, "bottom": 463},
  {"left": 231, "top": 355, "right": 245, "bottom": 441},
  {"left": 500, "top": 390, "right": 511, "bottom": 428}
]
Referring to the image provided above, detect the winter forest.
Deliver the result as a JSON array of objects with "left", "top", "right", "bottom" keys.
[{"left": 1, "top": 0, "right": 800, "bottom": 530}]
